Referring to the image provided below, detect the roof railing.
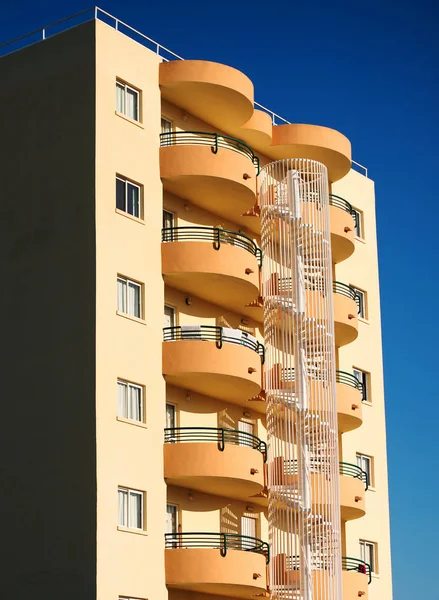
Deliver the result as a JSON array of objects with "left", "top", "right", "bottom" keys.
[{"left": 0, "top": 6, "right": 367, "bottom": 176}]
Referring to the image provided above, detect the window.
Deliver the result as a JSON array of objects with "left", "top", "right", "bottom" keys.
[
  {"left": 164, "top": 305, "right": 176, "bottom": 328},
  {"left": 163, "top": 210, "right": 174, "bottom": 229},
  {"left": 116, "top": 80, "right": 140, "bottom": 121},
  {"left": 116, "top": 176, "right": 142, "bottom": 218},
  {"left": 117, "top": 276, "right": 142, "bottom": 319},
  {"left": 241, "top": 515, "right": 257, "bottom": 549},
  {"left": 356, "top": 453, "right": 373, "bottom": 488},
  {"left": 118, "top": 380, "right": 144, "bottom": 422},
  {"left": 360, "top": 540, "right": 377, "bottom": 574},
  {"left": 352, "top": 286, "right": 367, "bottom": 319},
  {"left": 118, "top": 487, "right": 144, "bottom": 530},
  {"left": 238, "top": 419, "right": 254, "bottom": 446},
  {"left": 353, "top": 367, "right": 370, "bottom": 402},
  {"left": 161, "top": 117, "right": 173, "bottom": 134},
  {"left": 166, "top": 403, "right": 176, "bottom": 429},
  {"left": 352, "top": 208, "right": 364, "bottom": 238}
]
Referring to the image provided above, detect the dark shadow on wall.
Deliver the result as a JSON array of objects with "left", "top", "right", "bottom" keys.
[{"left": 0, "top": 22, "right": 97, "bottom": 599}]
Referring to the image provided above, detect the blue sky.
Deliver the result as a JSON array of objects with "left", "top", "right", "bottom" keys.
[{"left": 2, "top": 1, "right": 437, "bottom": 597}]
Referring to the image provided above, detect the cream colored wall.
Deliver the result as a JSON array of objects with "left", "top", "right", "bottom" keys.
[
  {"left": 95, "top": 21, "right": 167, "bottom": 600},
  {"left": 333, "top": 170, "right": 393, "bottom": 600}
]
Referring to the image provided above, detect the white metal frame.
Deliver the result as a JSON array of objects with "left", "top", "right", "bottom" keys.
[
  {"left": 356, "top": 453, "right": 373, "bottom": 488},
  {"left": 359, "top": 539, "right": 377, "bottom": 573},
  {"left": 118, "top": 486, "right": 144, "bottom": 530},
  {"left": 352, "top": 207, "right": 364, "bottom": 238},
  {"left": 117, "top": 379, "right": 144, "bottom": 423},
  {"left": 117, "top": 276, "right": 143, "bottom": 319},
  {"left": 116, "top": 79, "right": 140, "bottom": 122},
  {"left": 116, "top": 176, "right": 142, "bottom": 218},
  {"left": 352, "top": 286, "right": 367, "bottom": 319}
]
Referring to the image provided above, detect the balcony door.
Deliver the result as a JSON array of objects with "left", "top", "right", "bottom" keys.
[
  {"left": 166, "top": 503, "right": 179, "bottom": 548},
  {"left": 241, "top": 515, "right": 257, "bottom": 548},
  {"left": 164, "top": 305, "right": 176, "bottom": 328},
  {"left": 238, "top": 419, "right": 254, "bottom": 446}
]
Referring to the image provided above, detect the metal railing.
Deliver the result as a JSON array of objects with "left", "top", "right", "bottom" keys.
[
  {"left": 160, "top": 130, "right": 260, "bottom": 173},
  {"left": 163, "top": 325, "right": 265, "bottom": 363},
  {"left": 342, "top": 556, "right": 372, "bottom": 584},
  {"left": 282, "top": 460, "right": 368, "bottom": 489},
  {"left": 339, "top": 462, "right": 369, "bottom": 490},
  {"left": 161, "top": 226, "right": 262, "bottom": 267},
  {"left": 333, "top": 281, "right": 362, "bottom": 314},
  {"left": 164, "top": 427, "right": 267, "bottom": 461},
  {"left": 0, "top": 7, "right": 368, "bottom": 177},
  {"left": 329, "top": 194, "right": 358, "bottom": 228},
  {"left": 164, "top": 532, "right": 270, "bottom": 563},
  {"left": 335, "top": 370, "right": 363, "bottom": 395}
]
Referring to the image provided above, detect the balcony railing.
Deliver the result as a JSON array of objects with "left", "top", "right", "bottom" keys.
[
  {"left": 335, "top": 370, "right": 364, "bottom": 397},
  {"left": 281, "top": 556, "right": 371, "bottom": 584},
  {"left": 342, "top": 556, "right": 372, "bottom": 584},
  {"left": 162, "top": 226, "right": 262, "bottom": 267},
  {"left": 282, "top": 460, "right": 368, "bottom": 489},
  {"left": 333, "top": 281, "right": 362, "bottom": 314},
  {"left": 164, "top": 426, "right": 267, "bottom": 461},
  {"left": 339, "top": 462, "right": 369, "bottom": 490},
  {"left": 163, "top": 325, "right": 265, "bottom": 363},
  {"left": 160, "top": 130, "right": 260, "bottom": 173},
  {"left": 329, "top": 194, "right": 358, "bottom": 227},
  {"left": 164, "top": 532, "right": 270, "bottom": 563}
]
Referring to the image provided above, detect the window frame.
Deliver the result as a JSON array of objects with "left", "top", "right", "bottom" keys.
[
  {"left": 116, "top": 79, "right": 141, "bottom": 122},
  {"left": 161, "top": 117, "right": 173, "bottom": 134},
  {"left": 116, "top": 175, "right": 143, "bottom": 219},
  {"left": 351, "top": 286, "right": 367, "bottom": 320},
  {"left": 117, "top": 275, "right": 143, "bottom": 320},
  {"left": 356, "top": 452, "right": 374, "bottom": 488},
  {"left": 359, "top": 539, "right": 378, "bottom": 574},
  {"left": 164, "top": 304, "right": 176, "bottom": 328},
  {"left": 117, "top": 379, "right": 145, "bottom": 423},
  {"left": 118, "top": 486, "right": 145, "bottom": 531},
  {"left": 352, "top": 207, "right": 364, "bottom": 239},
  {"left": 353, "top": 367, "right": 370, "bottom": 402}
]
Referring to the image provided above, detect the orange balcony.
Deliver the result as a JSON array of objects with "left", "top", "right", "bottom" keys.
[
  {"left": 162, "top": 226, "right": 261, "bottom": 313},
  {"left": 329, "top": 194, "right": 356, "bottom": 263},
  {"left": 162, "top": 325, "right": 264, "bottom": 408},
  {"left": 336, "top": 370, "right": 363, "bottom": 433},
  {"left": 271, "top": 555, "right": 370, "bottom": 599},
  {"left": 164, "top": 427, "right": 266, "bottom": 501},
  {"left": 160, "top": 131, "right": 258, "bottom": 227},
  {"left": 339, "top": 462, "right": 368, "bottom": 521},
  {"left": 333, "top": 281, "right": 359, "bottom": 346},
  {"left": 265, "top": 366, "right": 363, "bottom": 434},
  {"left": 342, "top": 557, "right": 371, "bottom": 598},
  {"left": 159, "top": 60, "right": 254, "bottom": 130},
  {"left": 165, "top": 532, "right": 268, "bottom": 599}
]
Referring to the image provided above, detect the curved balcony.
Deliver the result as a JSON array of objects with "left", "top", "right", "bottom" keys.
[
  {"left": 165, "top": 532, "right": 269, "bottom": 598},
  {"left": 164, "top": 427, "right": 266, "bottom": 501},
  {"left": 162, "top": 227, "right": 261, "bottom": 313},
  {"left": 162, "top": 325, "right": 264, "bottom": 407},
  {"left": 339, "top": 462, "right": 368, "bottom": 521},
  {"left": 342, "top": 556, "right": 371, "bottom": 598},
  {"left": 270, "top": 123, "right": 352, "bottom": 182},
  {"left": 159, "top": 60, "right": 254, "bottom": 129},
  {"left": 333, "top": 281, "right": 360, "bottom": 346},
  {"left": 329, "top": 194, "right": 356, "bottom": 263},
  {"left": 160, "top": 131, "right": 258, "bottom": 224},
  {"left": 265, "top": 366, "right": 363, "bottom": 434},
  {"left": 272, "top": 555, "right": 370, "bottom": 599},
  {"left": 336, "top": 370, "right": 363, "bottom": 433}
]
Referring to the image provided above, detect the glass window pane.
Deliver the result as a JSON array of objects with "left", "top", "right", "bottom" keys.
[
  {"left": 129, "top": 491, "right": 142, "bottom": 528},
  {"left": 126, "top": 88, "right": 139, "bottom": 121},
  {"left": 129, "top": 385, "right": 142, "bottom": 421},
  {"left": 116, "top": 83, "right": 125, "bottom": 113},
  {"left": 117, "top": 278, "right": 127, "bottom": 313},
  {"left": 128, "top": 282, "right": 141, "bottom": 318},
  {"left": 116, "top": 178, "right": 126, "bottom": 211},
  {"left": 127, "top": 183, "right": 140, "bottom": 218},
  {"left": 118, "top": 488, "right": 128, "bottom": 526},
  {"left": 118, "top": 381, "right": 128, "bottom": 417}
]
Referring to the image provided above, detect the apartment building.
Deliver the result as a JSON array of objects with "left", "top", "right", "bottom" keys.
[{"left": 0, "top": 9, "right": 392, "bottom": 600}]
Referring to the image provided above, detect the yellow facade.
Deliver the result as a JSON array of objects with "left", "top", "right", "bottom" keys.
[{"left": 0, "top": 12, "right": 392, "bottom": 600}]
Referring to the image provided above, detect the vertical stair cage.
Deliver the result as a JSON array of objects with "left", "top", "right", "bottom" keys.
[{"left": 260, "top": 159, "right": 342, "bottom": 600}]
